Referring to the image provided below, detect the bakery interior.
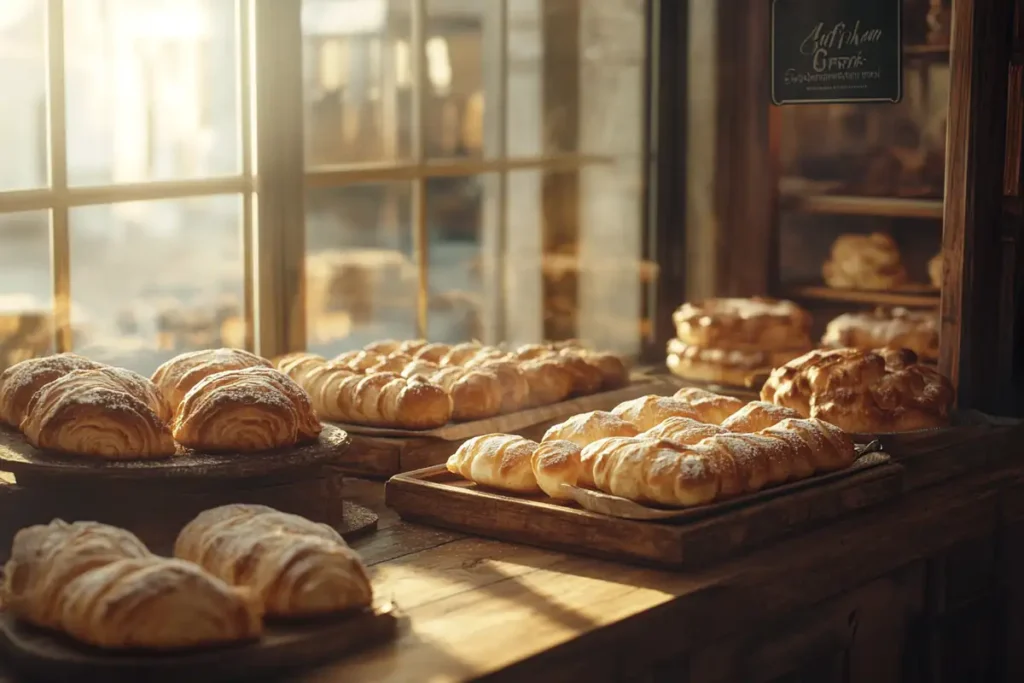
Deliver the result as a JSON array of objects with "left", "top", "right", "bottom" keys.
[{"left": 0, "top": 0, "right": 1022, "bottom": 681}]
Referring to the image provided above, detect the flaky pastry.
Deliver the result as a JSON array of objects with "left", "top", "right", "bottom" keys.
[
  {"left": 173, "top": 366, "right": 321, "bottom": 453},
  {"left": 542, "top": 410, "right": 639, "bottom": 448},
  {"left": 672, "top": 387, "right": 744, "bottom": 424},
  {"left": 666, "top": 338, "right": 808, "bottom": 388},
  {"left": 761, "top": 347, "right": 955, "bottom": 433},
  {"left": 822, "top": 232, "right": 908, "bottom": 291},
  {"left": 0, "top": 353, "right": 104, "bottom": 427},
  {"left": 446, "top": 434, "right": 541, "bottom": 493},
  {"left": 821, "top": 307, "right": 939, "bottom": 362},
  {"left": 21, "top": 369, "right": 177, "bottom": 459},
  {"left": 152, "top": 348, "right": 272, "bottom": 410},
  {"left": 611, "top": 395, "right": 701, "bottom": 431},
  {"left": 671, "top": 297, "right": 812, "bottom": 351}
]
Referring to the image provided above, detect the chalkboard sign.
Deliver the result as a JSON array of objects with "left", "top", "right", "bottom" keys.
[{"left": 771, "top": 0, "right": 902, "bottom": 105}]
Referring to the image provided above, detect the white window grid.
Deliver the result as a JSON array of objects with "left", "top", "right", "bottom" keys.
[{"left": 0, "top": 0, "right": 613, "bottom": 359}]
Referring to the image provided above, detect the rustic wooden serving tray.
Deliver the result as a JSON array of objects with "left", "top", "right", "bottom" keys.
[
  {"left": 385, "top": 454, "right": 904, "bottom": 569},
  {"left": 333, "top": 375, "right": 676, "bottom": 478},
  {"left": 0, "top": 424, "right": 350, "bottom": 484},
  {"left": 0, "top": 602, "right": 400, "bottom": 683}
]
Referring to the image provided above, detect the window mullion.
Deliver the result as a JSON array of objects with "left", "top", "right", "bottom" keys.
[
  {"left": 411, "top": 0, "right": 429, "bottom": 339},
  {"left": 252, "top": 0, "right": 306, "bottom": 357},
  {"left": 239, "top": 0, "right": 255, "bottom": 353},
  {"left": 46, "top": 0, "right": 71, "bottom": 353}
]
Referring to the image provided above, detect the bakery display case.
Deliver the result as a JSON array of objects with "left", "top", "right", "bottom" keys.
[{"left": 0, "top": 0, "right": 1023, "bottom": 681}]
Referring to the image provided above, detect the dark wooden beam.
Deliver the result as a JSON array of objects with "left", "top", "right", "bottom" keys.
[{"left": 940, "top": 0, "right": 1016, "bottom": 411}]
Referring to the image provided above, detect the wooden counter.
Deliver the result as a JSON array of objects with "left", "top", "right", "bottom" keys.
[{"left": 0, "top": 434, "right": 1021, "bottom": 682}]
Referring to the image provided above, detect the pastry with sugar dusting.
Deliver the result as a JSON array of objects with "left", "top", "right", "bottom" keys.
[
  {"left": 0, "top": 353, "right": 104, "bottom": 427},
  {"left": 173, "top": 366, "right": 321, "bottom": 453},
  {"left": 151, "top": 348, "right": 272, "bottom": 410},
  {"left": 20, "top": 369, "right": 177, "bottom": 459}
]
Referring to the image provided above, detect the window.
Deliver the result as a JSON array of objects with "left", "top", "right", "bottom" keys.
[{"left": 0, "top": 0, "right": 652, "bottom": 374}]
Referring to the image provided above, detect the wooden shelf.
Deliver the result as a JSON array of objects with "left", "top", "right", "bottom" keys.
[
  {"left": 781, "top": 193, "right": 944, "bottom": 219},
  {"left": 904, "top": 44, "right": 950, "bottom": 63},
  {"left": 781, "top": 284, "right": 940, "bottom": 308}
]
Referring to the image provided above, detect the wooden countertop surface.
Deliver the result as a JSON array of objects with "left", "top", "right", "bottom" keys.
[{"left": 299, "top": 468, "right": 1017, "bottom": 683}]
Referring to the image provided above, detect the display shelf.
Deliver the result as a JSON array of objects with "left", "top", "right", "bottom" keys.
[
  {"left": 780, "top": 283, "right": 940, "bottom": 308},
  {"left": 780, "top": 193, "right": 944, "bottom": 219}
]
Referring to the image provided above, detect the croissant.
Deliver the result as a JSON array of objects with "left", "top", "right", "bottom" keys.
[
  {"left": 720, "top": 401, "right": 803, "bottom": 433},
  {"left": 21, "top": 369, "right": 177, "bottom": 459},
  {"left": 175, "top": 505, "right": 372, "bottom": 617},
  {"left": 173, "top": 367, "right": 321, "bottom": 453},
  {"left": 611, "top": 395, "right": 702, "bottom": 431},
  {"left": 584, "top": 417, "right": 856, "bottom": 507},
  {"left": 92, "top": 366, "right": 174, "bottom": 424},
  {"left": 446, "top": 434, "right": 541, "bottom": 493},
  {"left": 2, "top": 520, "right": 261, "bottom": 650},
  {"left": 519, "top": 358, "right": 575, "bottom": 407},
  {"left": 673, "top": 387, "right": 744, "bottom": 425},
  {"left": 151, "top": 348, "right": 272, "bottom": 410},
  {"left": 431, "top": 366, "right": 504, "bottom": 421},
  {"left": 542, "top": 410, "right": 639, "bottom": 447},
  {"left": 342, "top": 351, "right": 387, "bottom": 372},
  {"left": 364, "top": 339, "right": 403, "bottom": 354},
  {"left": 530, "top": 439, "right": 585, "bottom": 499},
  {"left": 298, "top": 365, "right": 452, "bottom": 429},
  {"left": 0, "top": 353, "right": 103, "bottom": 427},
  {"left": 642, "top": 416, "right": 727, "bottom": 447},
  {"left": 464, "top": 360, "right": 530, "bottom": 413}
]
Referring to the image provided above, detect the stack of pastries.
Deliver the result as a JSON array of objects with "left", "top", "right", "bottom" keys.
[
  {"left": 761, "top": 347, "right": 954, "bottom": 433},
  {"left": 446, "top": 386, "right": 857, "bottom": 509},
  {"left": 274, "top": 339, "right": 629, "bottom": 430},
  {"left": 0, "top": 348, "right": 321, "bottom": 459},
  {"left": 821, "top": 307, "right": 939, "bottom": 362},
  {"left": 666, "top": 298, "right": 814, "bottom": 387},
  {"left": 0, "top": 505, "right": 374, "bottom": 651}
]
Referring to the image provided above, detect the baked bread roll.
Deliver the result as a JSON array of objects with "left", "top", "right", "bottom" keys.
[
  {"left": 519, "top": 358, "right": 575, "bottom": 406},
  {"left": 398, "top": 339, "right": 428, "bottom": 355},
  {"left": 293, "top": 364, "right": 453, "bottom": 429},
  {"left": 446, "top": 434, "right": 540, "bottom": 493},
  {"left": 465, "top": 360, "right": 530, "bottom": 413},
  {"left": 275, "top": 352, "right": 327, "bottom": 381},
  {"left": 577, "top": 351, "right": 629, "bottom": 390},
  {"left": 173, "top": 367, "right": 321, "bottom": 452},
  {"left": 152, "top": 348, "right": 272, "bottom": 409},
  {"left": 513, "top": 343, "right": 556, "bottom": 361},
  {"left": 822, "top": 233, "right": 908, "bottom": 290},
  {"left": 821, "top": 307, "right": 939, "bottom": 362},
  {"left": 0, "top": 353, "right": 104, "bottom": 427},
  {"left": 761, "top": 347, "right": 955, "bottom": 433},
  {"left": 439, "top": 342, "right": 486, "bottom": 366},
  {"left": 542, "top": 410, "right": 639, "bottom": 447},
  {"left": 672, "top": 297, "right": 812, "bottom": 351},
  {"left": 175, "top": 505, "right": 372, "bottom": 617},
  {"left": 342, "top": 350, "right": 386, "bottom": 372},
  {"left": 2, "top": 520, "right": 261, "bottom": 650},
  {"left": 587, "top": 437, "right": 721, "bottom": 507},
  {"left": 642, "top": 416, "right": 727, "bottom": 447},
  {"left": 928, "top": 252, "right": 943, "bottom": 288},
  {"left": 430, "top": 366, "right": 504, "bottom": 421},
  {"left": 400, "top": 359, "right": 442, "bottom": 379},
  {"left": 364, "top": 339, "right": 403, "bottom": 355},
  {"left": 367, "top": 353, "right": 416, "bottom": 373},
  {"left": 555, "top": 353, "right": 605, "bottom": 395},
  {"left": 413, "top": 342, "right": 452, "bottom": 363},
  {"left": 672, "top": 387, "right": 745, "bottom": 424},
  {"left": 530, "top": 439, "right": 585, "bottom": 499},
  {"left": 611, "top": 395, "right": 701, "bottom": 431},
  {"left": 463, "top": 347, "right": 511, "bottom": 367},
  {"left": 21, "top": 369, "right": 177, "bottom": 459},
  {"left": 720, "top": 401, "right": 803, "bottom": 433}
]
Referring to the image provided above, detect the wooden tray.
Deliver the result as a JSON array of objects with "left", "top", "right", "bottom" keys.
[
  {"left": 0, "top": 602, "right": 399, "bottom": 683},
  {"left": 848, "top": 410, "right": 1011, "bottom": 458},
  {"left": 333, "top": 376, "right": 676, "bottom": 478},
  {"left": 0, "top": 424, "right": 350, "bottom": 483},
  {"left": 385, "top": 454, "right": 904, "bottom": 569}
]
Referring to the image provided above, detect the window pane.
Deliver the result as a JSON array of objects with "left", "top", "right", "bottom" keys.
[
  {"left": 64, "top": 0, "right": 240, "bottom": 186},
  {"left": 69, "top": 195, "right": 244, "bottom": 374},
  {"left": 0, "top": 211, "right": 52, "bottom": 370},
  {"left": 302, "top": 0, "right": 413, "bottom": 166},
  {"left": 423, "top": 0, "right": 489, "bottom": 159},
  {"left": 305, "top": 183, "right": 417, "bottom": 356},
  {"left": 0, "top": 0, "right": 48, "bottom": 190},
  {"left": 426, "top": 174, "right": 495, "bottom": 343}
]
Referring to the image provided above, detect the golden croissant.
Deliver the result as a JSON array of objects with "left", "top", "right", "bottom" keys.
[
  {"left": 175, "top": 504, "right": 373, "bottom": 617},
  {"left": 20, "top": 369, "right": 177, "bottom": 459},
  {"left": 2, "top": 520, "right": 261, "bottom": 650},
  {"left": 0, "top": 353, "right": 104, "bottom": 427},
  {"left": 173, "top": 367, "right": 321, "bottom": 453},
  {"left": 152, "top": 347, "right": 273, "bottom": 410}
]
